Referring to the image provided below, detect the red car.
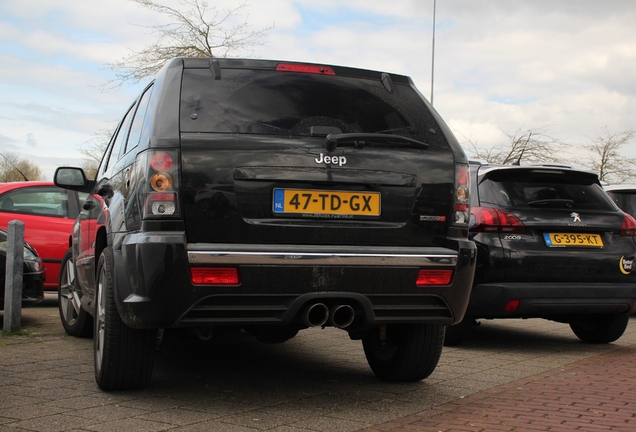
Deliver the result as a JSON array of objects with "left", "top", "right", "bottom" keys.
[{"left": 0, "top": 181, "right": 86, "bottom": 290}]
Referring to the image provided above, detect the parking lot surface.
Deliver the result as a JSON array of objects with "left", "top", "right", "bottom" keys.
[{"left": 2, "top": 294, "right": 636, "bottom": 431}]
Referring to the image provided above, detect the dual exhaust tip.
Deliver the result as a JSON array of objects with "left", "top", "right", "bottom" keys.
[{"left": 301, "top": 303, "right": 355, "bottom": 329}]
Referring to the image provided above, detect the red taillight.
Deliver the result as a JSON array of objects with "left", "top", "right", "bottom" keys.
[
  {"left": 416, "top": 269, "right": 454, "bottom": 286},
  {"left": 456, "top": 166, "right": 469, "bottom": 186},
  {"left": 453, "top": 165, "right": 470, "bottom": 225},
  {"left": 142, "top": 150, "right": 180, "bottom": 218},
  {"left": 150, "top": 152, "right": 174, "bottom": 171},
  {"left": 470, "top": 206, "right": 525, "bottom": 234},
  {"left": 502, "top": 299, "right": 520, "bottom": 313},
  {"left": 276, "top": 63, "right": 335, "bottom": 75},
  {"left": 620, "top": 214, "right": 636, "bottom": 236},
  {"left": 191, "top": 267, "right": 240, "bottom": 285}
]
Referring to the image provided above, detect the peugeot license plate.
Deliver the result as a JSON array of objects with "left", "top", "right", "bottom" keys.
[{"left": 543, "top": 232, "right": 604, "bottom": 247}]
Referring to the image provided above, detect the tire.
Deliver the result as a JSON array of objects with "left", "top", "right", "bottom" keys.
[
  {"left": 443, "top": 318, "right": 477, "bottom": 347},
  {"left": 58, "top": 249, "right": 92, "bottom": 337},
  {"left": 94, "top": 249, "right": 155, "bottom": 391},
  {"left": 569, "top": 313, "right": 630, "bottom": 344},
  {"left": 362, "top": 324, "right": 445, "bottom": 382}
]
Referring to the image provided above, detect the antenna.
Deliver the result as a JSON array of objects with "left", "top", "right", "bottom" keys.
[
  {"left": 430, "top": 0, "right": 436, "bottom": 106},
  {"left": 0, "top": 152, "right": 29, "bottom": 181}
]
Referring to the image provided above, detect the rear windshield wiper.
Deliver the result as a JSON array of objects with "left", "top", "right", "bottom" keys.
[{"left": 324, "top": 133, "right": 429, "bottom": 152}]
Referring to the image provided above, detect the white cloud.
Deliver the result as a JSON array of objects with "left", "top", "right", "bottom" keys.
[
  {"left": 25, "top": 133, "right": 37, "bottom": 148},
  {"left": 0, "top": 0, "right": 635, "bottom": 174}
]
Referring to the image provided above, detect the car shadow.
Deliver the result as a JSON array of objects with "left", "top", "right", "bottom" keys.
[{"left": 449, "top": 318, "right": 623, "bottom": 352}]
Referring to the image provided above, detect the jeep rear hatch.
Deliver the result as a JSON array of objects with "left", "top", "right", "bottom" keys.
[{"left": 178, "top": 60, "right": 465, "bottom": 247}]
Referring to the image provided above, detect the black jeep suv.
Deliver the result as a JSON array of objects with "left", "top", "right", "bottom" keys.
[
  {"left": 54, "top": 58, "right": 476, "bottom": 390},
  {"left": 445, "top": 162, "right": 636, "bottom": 346}
]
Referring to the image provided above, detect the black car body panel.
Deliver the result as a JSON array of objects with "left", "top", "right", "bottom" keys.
[
  {"left": 466, "top": 163, "right": 636, "bottom": 321},
  {"left": 113, "top": 237, "right": 476, "bottom": 329},
  {"left": 180, "top": 134, "right": 456, "bottom": 246}
]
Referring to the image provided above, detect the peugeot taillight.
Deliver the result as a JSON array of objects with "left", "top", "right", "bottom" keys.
[
  {"left": 620, "top": 214, "right": 636, "bottom": 236},
  {"left": 470, "top": 206, "right": 525, "bottom": 234},
  {"left": 142, "top": 150, "right": 180, "bottom": 218},
  {"left": 453, "top": 165, "right": 470, "bottom": 226},
  {"left": 502, "top": 299, "right": 520, "bottom": 313}
]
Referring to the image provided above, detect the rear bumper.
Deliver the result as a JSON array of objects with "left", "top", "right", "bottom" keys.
[
  {"left": 1, "top": 268, "right": 45, "bottom": 309},
  {"left": 466, "top": 282, "right": 636, "bottom": 318},
  {"left": 112, "top": 232, "right": 476, "bottom": 329}
]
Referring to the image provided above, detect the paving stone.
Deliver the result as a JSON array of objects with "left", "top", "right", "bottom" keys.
[{"left": 2, "top": 295, "right": 636, "bottom": 431}]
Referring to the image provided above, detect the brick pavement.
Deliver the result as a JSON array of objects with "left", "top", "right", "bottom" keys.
[
  {"left": 2, "top": 296, "right": 636, "bottom": 431},
  {"left": 364, "top": 345, "right": 636, "bottom": 432}
]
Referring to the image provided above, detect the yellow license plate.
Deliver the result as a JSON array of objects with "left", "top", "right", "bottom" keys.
[
  {"left": 273, "top": 189, "right": 381, "bottom": 216},
  {"left": 543, "top": 233, "right": 604, "bottom": 247}
]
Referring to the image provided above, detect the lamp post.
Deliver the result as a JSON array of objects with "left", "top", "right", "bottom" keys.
[{"left": 430, "top": 0, "right": 436, "bottom": 106}]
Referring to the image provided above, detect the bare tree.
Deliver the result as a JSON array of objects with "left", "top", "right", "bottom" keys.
[
  {"left": 581, "top": 127, "right": 636, "bottom": 184},
  {"left": 79, "top": 128, "right": 115, "bottom": 180},
  {"left": 0, "top": 152, "right": 44, "bottom": 182},
  {"left": 104, "top": 0, "right": 274, "bottom": 88},
  {"left": 461, "top": 126, "right": 570, "bottom": 165}
]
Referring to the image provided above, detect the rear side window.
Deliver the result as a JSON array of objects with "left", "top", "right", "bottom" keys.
[
  {"left": 104, "top": 104, "right": 136, "bottom": 173},
  {"left": 180, "top": 69, "right": 441, "bottom": 146},
  {"left": 606, "top": 191, "right": 636, "bottom": 218},
  {"left": 126, "top": 84, "right": 154, "bottom": 154},
  {"left": 0, "top": 187, "right": 69, "bottom": 217},
  {"left": 478, "top": 170, "right": 616, "bottom": 211}
]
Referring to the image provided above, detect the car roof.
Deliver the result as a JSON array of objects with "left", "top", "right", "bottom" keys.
[
  {"left": 604, "top": 185, "right": 636, "bottom": 192},
  {"left": 0, "top": 181, "right": 56, "bottom": 194},
  {"left": 469, "top": 162, "right": 598, "bottom": 178}
]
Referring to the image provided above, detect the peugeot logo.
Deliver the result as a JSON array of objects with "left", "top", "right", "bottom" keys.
[{"left": 570, "top": 212, "right": 581, "bottom": 223}]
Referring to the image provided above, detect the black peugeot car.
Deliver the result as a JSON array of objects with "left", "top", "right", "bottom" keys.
[
  {"left": 54, "top": 58, "right": 477, "bottom": 390},
  {"left": 444, "top": 162, "right": 636, "bottom": 345}
]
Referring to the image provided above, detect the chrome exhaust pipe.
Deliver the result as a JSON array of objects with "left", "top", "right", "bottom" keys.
[
  {"left": 329, "top": 304, "right": 355, "bottom": 329},
  {"left": 301, "top": 303, "right": 330, "bottom": 327},
  {"left": 195, "top": 327, "right": 213, "bottom": 341}
]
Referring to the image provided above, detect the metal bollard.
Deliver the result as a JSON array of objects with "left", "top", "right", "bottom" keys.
[{"left": 3, "top": 220, "right": 25, "bottom": 332}]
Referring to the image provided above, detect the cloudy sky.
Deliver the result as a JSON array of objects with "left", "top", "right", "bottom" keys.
[{"left": 1, "top": 0, "right": 635, "bottom": 180}]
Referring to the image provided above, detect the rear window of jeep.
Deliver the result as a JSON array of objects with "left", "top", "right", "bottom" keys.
[{"left": 180, "top": 69, "right": 436, "bottom": 143}]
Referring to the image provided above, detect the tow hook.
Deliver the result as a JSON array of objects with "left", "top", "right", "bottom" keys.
[
  {"left": 379, "top": 325, "right": 387, "bottom": 346},
  {"left": 155, "top": 328, "right": 165, "bottom": 351}
]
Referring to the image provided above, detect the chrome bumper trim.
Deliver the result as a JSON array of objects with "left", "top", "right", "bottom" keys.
[{"left": 188, "top": 246, "right": 457, "bottom": 267}]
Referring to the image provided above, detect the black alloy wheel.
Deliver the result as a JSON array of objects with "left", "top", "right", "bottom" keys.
[{"left": 58, "top": 249, "right": 92, "bottom": 337}]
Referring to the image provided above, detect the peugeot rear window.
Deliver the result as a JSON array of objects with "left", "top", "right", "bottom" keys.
[
  {"left": 478, "top": 169, "right": 616, "bottom": 211},
  {"left": 180, "top": 68, "right": 441, "bottom": 145},
  {"left": 606, "top": 190, "right": 636, "bottom": 218}
]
